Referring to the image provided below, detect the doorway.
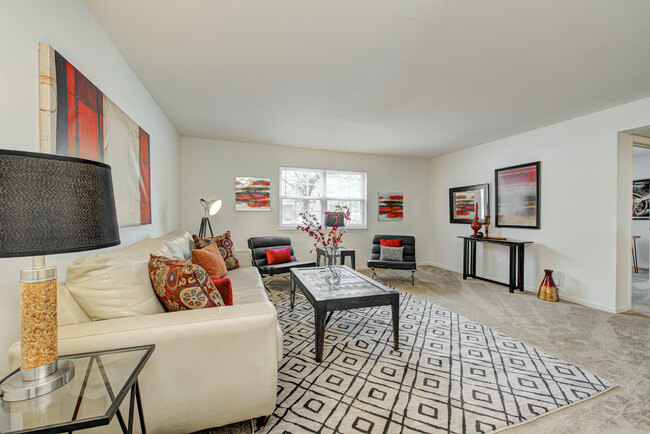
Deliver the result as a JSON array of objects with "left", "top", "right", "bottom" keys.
[{"left": 632, "top": 138, "right": 650, "bottom": 316}]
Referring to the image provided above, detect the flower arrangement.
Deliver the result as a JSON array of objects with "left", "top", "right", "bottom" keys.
[{"left": 297, "top": 205, "right": 351, "bottom": 252}]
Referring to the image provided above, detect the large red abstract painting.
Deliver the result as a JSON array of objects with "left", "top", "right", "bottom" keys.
[
  {"left": 495, "top": 161, "right": 540, "bottom": 228},
  {"left": 39, "top": 43, "right": 151, "bottom": 226}
]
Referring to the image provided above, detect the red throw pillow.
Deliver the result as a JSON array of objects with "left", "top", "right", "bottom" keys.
[
  {"left": 209, "top": 277, "right": 233, "bottom": 306},
  {"left": 380, "top": 239, "right": 403, "bottom": 247},
  {"left": 266, "top": 247, "right": 292, "bottom": 265}
]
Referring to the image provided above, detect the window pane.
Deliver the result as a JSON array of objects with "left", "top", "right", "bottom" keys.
[
  {"left": 281, "top": 199, "right": 321, "bottom": 225},
  {"left": 326, "top": 172, "right": 363, "bottom": 199},
  {"left": 327, "top": 200, "right": 362, "bottom": 225},
  {"left": 282, "top": 169, "right": 321, "bottom": 197}
]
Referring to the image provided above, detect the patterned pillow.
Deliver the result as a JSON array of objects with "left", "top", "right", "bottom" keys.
[
  {"left": 192, "top": 231, "right": 240, "bottom": 270},
  {"left": 380, "top": 245, "right": 404, "bottom": 262},
  {"left": 148, "top": 254, "right": 224, "bottom": 311}
]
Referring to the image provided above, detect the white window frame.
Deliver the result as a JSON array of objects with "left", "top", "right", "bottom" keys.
[{"left": 279, "top": 166, "right": 367, "bottom": 229}]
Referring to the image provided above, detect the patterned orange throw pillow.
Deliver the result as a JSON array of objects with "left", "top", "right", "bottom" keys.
[
  {"left": 148, "top": 254, "right": 224, "bottom": 311},
  {"left": 192, "top": 231, "right": 240, "bottom": 270}
]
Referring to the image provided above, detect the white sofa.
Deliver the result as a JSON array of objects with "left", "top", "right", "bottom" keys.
[{"left": 8, "top": 229, "right": 282, "bottom": 433}]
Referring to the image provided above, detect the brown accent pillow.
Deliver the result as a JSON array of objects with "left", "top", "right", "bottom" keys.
[
  {"left": 192, "top": 231, "right": 240, "bottom": 270},
  {"left": 192, "top": 243, "right": 228, "bottom": 278}
]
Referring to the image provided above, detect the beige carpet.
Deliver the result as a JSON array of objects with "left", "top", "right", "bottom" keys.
[{"left": 203, "top": 265, "right": 650, "bottom": 433}]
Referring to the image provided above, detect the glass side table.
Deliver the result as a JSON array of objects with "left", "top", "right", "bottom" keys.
[{"left": 0, "top": 345, "right": 154, "bottom": 434}]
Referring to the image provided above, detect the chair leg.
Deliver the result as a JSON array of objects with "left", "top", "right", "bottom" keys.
[
  {"left": 371, "top": 268, "right": 375, "bottom": 280},
  {"left": 411, "top": 270, "right": 415, "bottom": 286}
]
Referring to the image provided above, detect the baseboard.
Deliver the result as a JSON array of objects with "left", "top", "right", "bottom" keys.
[
  {"left": 429, "top": 263, "right": 619, "bottom": 313},
  {"left": 615, "top": 304, "right": 632, "bottom": 313}
]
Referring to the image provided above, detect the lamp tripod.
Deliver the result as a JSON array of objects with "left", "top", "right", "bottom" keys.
[{"left": 198, "top": 198, "right": 222, "bottom": 238}]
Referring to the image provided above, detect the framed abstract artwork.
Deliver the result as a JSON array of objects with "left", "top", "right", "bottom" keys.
[
  {"left": 38, "top": 43, "right": 151, "bottom": 227},
  {"left": 633, "top": 179, "right": 650, "bottom": 220},
  {"left": 449, "top": 183, "right": 489, "bottom": 224},
  {"left": 495, "top": 161, "right": 540, "bottom": 229},
  {"left": 235, "top": 177, "right": 271, "bottom": 211},
  {"left": 378, "top": 192, "right": 403, "bottom": 221}
]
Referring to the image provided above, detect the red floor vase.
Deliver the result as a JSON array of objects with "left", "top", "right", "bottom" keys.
[{"left": 537, "top": 269, "right": 559, "bottom": 302}]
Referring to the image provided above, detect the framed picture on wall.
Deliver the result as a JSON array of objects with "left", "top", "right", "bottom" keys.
[
  {"left": 495, "top": 161, "right": 540, "bottom": 229},
  {"left": 449, "top": 183, "right": 489, "bottom": 224},
  {"left": 235, "top": 177, "right": 271, "bottom": 211},
  {"left": 633, "top": 179, "right": 650, "bottom": 220}
]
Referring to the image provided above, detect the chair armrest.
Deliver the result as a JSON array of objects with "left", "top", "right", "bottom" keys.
[{"left": 8, "top": 303, "right": 279, "bottom": 433}]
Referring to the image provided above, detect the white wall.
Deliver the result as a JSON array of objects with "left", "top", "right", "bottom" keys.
[
  {"left": 0, "top": 0, "right": 181, "bottom": 373},
  {"left": 429, "top": 97, "right": 650, "bottom": 313},
  {"left": 180, "top": 138, "right": 430, "bottom": 268},
  {"left": 632, "top": 154, "right": 650, "bottom": 268}
]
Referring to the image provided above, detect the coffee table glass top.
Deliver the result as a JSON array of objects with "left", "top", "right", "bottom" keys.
[
  {"left": 292, "top": 266, "right": 394, "bottom": 300},
  {"left": 0, "top": 345, "right": 153, "bottom": 434}
]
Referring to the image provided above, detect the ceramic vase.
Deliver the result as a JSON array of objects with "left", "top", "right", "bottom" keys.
[{"left": 537, "top": 269, "right": 559, "bottom": 302}]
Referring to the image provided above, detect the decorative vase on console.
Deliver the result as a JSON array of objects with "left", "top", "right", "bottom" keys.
[
  {"left": 470, "top": 202, "right": 483, "bottom": 238},
  {"left": 297, "top": 205, "right": 351, "bottom": 285}
]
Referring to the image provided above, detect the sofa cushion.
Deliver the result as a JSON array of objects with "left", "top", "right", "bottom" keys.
[
  {"left": 158, "top": 228, "right": 194, "bottom": 261},
  {"left": 66, "top": 238, "right": 170, "bottom": 321},
  {"left": 192, "top": 243, "right": 228, "bottom": 278},
  {"left": 227, "top": 266, "right": 265, "bottom": 292},
  {"left": 193, "top": 231, "right": 240, "bottom": 270},
  {"left": 149, "top": 255, "right": 224, "bottom": 311}
]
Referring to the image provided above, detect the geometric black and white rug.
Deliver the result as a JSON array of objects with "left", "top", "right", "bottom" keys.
[{"left": 264, "top": 289, "right": 614, "bottom": 433}]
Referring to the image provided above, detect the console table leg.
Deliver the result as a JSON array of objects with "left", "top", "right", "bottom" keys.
[
  {"left": 508, "top": 245, "right": 516, "bottom": 293},
  {"left": 470, "top": 241, "right": 477, "bottom": 278},
  {"left": 517, "top": 245, "right": 525, "bottom": 291},
  {"left": 462, "top": 240, "right": 468, "bottom": 279}
]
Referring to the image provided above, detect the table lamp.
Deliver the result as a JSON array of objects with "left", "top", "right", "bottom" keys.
[
  {"left": 0, "top": 150, "right": 120, "bottom": 401},
  {"left": 198, "top": 198, "right": 222, "bottom": 237}
]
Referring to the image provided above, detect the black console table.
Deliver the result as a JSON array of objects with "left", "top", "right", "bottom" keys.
[{"left": 458, "top": 236, "right": 533, "bottom": 293}]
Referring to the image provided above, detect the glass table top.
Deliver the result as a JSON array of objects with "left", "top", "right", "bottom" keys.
[
  {"left": 293, "top": 266, "right": 395, "bottom": 301},
  {"left": 0, "top": 345, "right": 153, "bottom": 434}
]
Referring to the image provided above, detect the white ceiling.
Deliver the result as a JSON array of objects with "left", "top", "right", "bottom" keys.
[{"left": 83, "top": 0, "right": 650, "bottom": 158}]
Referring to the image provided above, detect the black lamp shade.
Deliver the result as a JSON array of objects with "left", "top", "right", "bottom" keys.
[{"left": 0, "top": 149, "right": 120, "bottom": 257}]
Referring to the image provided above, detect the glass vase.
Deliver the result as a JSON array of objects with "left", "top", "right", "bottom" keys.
[{"left": 325, "top": 246, "right": 341, "bottom": 285}]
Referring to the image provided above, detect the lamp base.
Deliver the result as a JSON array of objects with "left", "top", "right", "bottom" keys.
[{"left": 1, "top": 359, "right": 75, "bottom": 402}]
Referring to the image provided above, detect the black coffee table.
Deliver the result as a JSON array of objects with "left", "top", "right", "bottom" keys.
[{"left": 290, "top": 266, "right": 400, "bottom": 362}]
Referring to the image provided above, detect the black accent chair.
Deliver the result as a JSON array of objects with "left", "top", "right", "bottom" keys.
[
  {"left": 367, "top": 235, "right": 417, "bottom": 285},
  {"left": 247, "top": 236, "right": 316, "bottom": 284}
]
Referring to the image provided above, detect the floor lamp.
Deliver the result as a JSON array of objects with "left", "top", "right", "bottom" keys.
[
  {"left": 199, "top": 198, "right": 222, "bottom": 237},
  {"left": 0, "top": 150, "right": 120, "bottom": 401}
]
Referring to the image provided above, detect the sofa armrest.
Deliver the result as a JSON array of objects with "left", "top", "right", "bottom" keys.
[
  {"left": 235, "top": 248, "right": 253, "bottom": 267},
  {"left": 9, "top": 303, "right": 279, "bottom": 433}
]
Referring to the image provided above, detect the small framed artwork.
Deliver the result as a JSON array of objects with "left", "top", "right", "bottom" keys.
[
  {"left": 633, "top": 179, "right": 650, "bottom": 220},
  {"left": 378, "top": 192, "right": 403, "bottom": 221},
  {"left": 495, "top": 161, "right": 540, "bottom": 229},
  {"left": 235, "top": 177, "right": 271, "bottom": 211},
  {"left": 449, "top": 184, "right": 489, "bottom": 224}
]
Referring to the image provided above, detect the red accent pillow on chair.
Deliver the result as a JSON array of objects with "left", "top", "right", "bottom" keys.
[
  {"left": 265, "top": 248, "right": 293, "bottom": 265},
  {"left": 380, "top": 239, "right": 403, "bottom": 247},
  {"left": 209, "top": 277, "right": 233, "bottom": 306}
]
